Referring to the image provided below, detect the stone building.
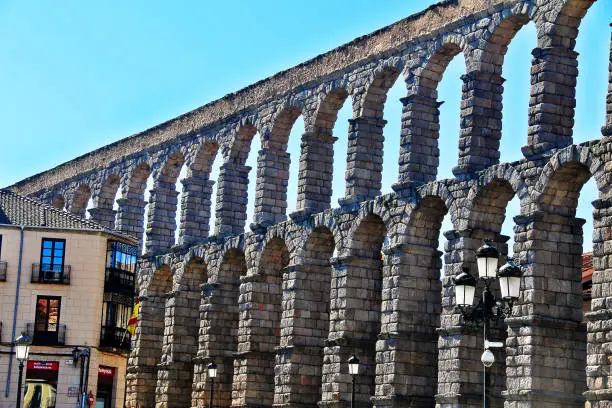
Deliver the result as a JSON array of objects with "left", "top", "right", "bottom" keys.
[
  {"left": 0, "top": 190, "right": 138, "bottom": 408},
  {"left": 5, "top": 0, "right": 612, "bottom": 407}
]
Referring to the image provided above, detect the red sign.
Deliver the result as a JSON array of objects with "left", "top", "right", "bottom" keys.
[
  {"left": 98, "top": 366, "right": 116, "bottom": 377},
  {"left": 27, "top": 361, "right": 59, "bottom": 371}
]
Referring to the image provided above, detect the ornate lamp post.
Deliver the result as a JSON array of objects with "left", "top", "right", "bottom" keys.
[
  {"left": 15, "top": 333, "right": 31, "bottom": 408},
  {"left": 451, "top": 241, "right": 522, "bottom": 407},
  {"left": 207, "top": 361, "right": 217, "bottom": 408},
  {"left": 348, "top": 355, "right": 360, "bottom": 408}
]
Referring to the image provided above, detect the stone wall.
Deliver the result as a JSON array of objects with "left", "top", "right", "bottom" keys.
[{"left": 6, "top": 0, "right": 612, "bottom": 407}]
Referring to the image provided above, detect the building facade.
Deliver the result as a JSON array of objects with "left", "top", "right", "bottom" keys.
[{"left": 0, "top": 190, "right": 137, "bottom": 408}]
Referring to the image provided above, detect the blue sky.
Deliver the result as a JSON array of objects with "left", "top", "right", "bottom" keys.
[{"left": 0, "top": 1, "right": 609, "bottom": 253}]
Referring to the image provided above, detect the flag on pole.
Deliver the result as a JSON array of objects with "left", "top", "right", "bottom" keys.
[{"left": 127, "top": 299, "right": 140, "bottom": 336}]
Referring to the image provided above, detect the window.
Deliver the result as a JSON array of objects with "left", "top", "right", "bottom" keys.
[
  {"left": 34, "top": 296, "right": 61, "bottom": 345},
  {"left": 106, "top": 241, "right": 137, "bottom": 273},
  {"left": 40, "top": 239, "right": 65, "bottom": 273}
]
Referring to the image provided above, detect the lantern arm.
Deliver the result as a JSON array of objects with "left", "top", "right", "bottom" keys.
[{"left": 456, "top": 284, "right": 514, "bottom": 325}]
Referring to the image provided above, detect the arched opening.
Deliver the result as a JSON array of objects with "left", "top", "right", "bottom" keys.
[
  {"left": 92, "top": 174, "right": 121, "bottom": 228},
  {"left": 492, "top": 18, "right": 537, "bottom": 163},
  {"left": 178, "top": 141, "right": 219, "bottom": 246},
  {"left": 141, "top": 172, "right": 155, "bottom": 255},
  {"left": 380, "top": 72, "right": 403, "bottom": 195},
  {"left": 51, "top": 195, "right": 66, "bottom": 211},
  {"left": 376, "top": 195, "right": 446, "bottom": 403},
  {"left": 431, "top": 44, "right": 464, "bottom": 180},
  {"left": 345, "top": 67, "right": 400, "bottom": 202},
  {"left": 70, "top": 183, "right": 91, "bottom": 217},
  {"left": 195, "top": 248, "right": 244, "bottom": 407},
  {"left": 144, "top": 151, "right": 185, "bottom": 254},
  {"left": 347, "top": 214, "right": 385, "bottom": 403},
  {"left": 466, "top": 179, "right": 517, "bottom": 407},
  {"left": 300, "top": 88, "right": 349, "bottom": 213},
  {"left": 275, "top": 227, "right": 334, "bottom": 406},
  {"left": 115, "top": 163, "right": 151, "bottom": 250},
  {"left": 573, "top": 0, "right": 610, "bottom": 144},
  {"left": 132, "top": 264, "right": 173, "bottom": 407},
  {"left": 507, "top": 160, "right": 592, "bottom": 406},
  {"left": 253, "top": 107, "right": 301, "bottom": 227},
  {"left": 222, "top": 124, "right": 257, "bottom": 235},
  {"left": 235, "top": 237, "right": 289, "bottom": 407}
]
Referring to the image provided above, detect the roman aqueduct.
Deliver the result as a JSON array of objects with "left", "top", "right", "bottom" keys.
[{"left": 8, "top": 0, "right": 612, "bottom": 407}]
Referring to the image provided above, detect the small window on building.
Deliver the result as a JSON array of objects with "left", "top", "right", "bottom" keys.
[
  {"left": 40, "top": 239, "right": 66, "bottom": 273},
  {"left": 34, "top": 296, "right": 61, "bottom": 345}
]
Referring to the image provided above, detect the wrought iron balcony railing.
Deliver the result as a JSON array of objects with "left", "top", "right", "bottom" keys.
[
  {"left": 104, "top": 267, "right": 135, "bottom": 295},
  {"left": 99, "top": 325, "right": 131, "bottom": 351},
  {"left": 31, "top": 263, "right": 71, "bottom": 285}
]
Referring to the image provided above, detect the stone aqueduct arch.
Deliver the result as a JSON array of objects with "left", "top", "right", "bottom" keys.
[{"left": 7, "top": 0, "right": 612, "bottom": 407}]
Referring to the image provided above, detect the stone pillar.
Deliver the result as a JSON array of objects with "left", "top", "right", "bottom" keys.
[
  {"left": 522, "top": 46, "right": 578, "bottom": 158},
  {"left": 584, "top": 198, "right": 612, "bottom": 407},
  {"left": 342, "top": 117, "right": 386, "bottom": 205},
  {"left": 504, "top": 212, "right": 586, "bottom": 408},
  {"left": 602, "top": 28, "right": 612, "bottom": 138},
  {"left": 215, "top": 162, "right": 251, "bottom": 237},
  {"left": 144, "top": 180, "right": 180, "bottom": 255},
  {"left": 320, "top": 255, "right": 382, "bottom": 408},
  {"left": 178, "top": 175, "right": 215, "bottom": 247},
  {"left": 372, "top": 243, "right": 441, "bottom": 408},
  {"left": 253, "top": 149, "right": 290, "bottom": 229},
  {"left": 155, "top": 290, "right": 201, "bottom": 408},
  {"left": 116, "top": 197, "right": 147, "bottom": 250},
  {"left": 88, "top": 207, "right": 116, "bottom": 229},
  {"left": 454, "top": 71, "right": 503, "bottom": 176},
  {"left": 295, "top": 131, "right": 337, "bottom": 216},
  {"left": 126, "top": 295, "right": 167, "bottom": 408},
  {"left": 274, "top": 264, "right": 331, "bottom": 407},
  {"left": 232, "top": 273, "right": 281, "bottom": 407},
  {"left": 192, "top": 281, "right": 239, "bottom": 408},
  {"left": 395, "top": 94, "right": 441, "bottom": 189}
]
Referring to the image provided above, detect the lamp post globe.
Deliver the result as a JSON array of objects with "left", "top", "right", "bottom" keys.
[
  {"left": 15, "top": 333, "right": 31, "bottom": 362},
  {"left": 476, "top": 241, "right": 499, "bottom": 279},
  {"left": 348, "top": 355, "right": 359, "bottom": 408},
  {"left": 452, "top": 269, "right": 477, "bottom": 307},
  {"left": 497, "top": 260, "right": 522, "bottom": 300},
  {"left": 207, "top": 362, "right": 217, "bottom": 408},
  {"left": 15, "top": 333, "right": 31, "bottom": 408}
]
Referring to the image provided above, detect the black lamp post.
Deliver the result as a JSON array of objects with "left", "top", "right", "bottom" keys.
[
  {"left": 451, "top": 241, "right": 522, "bottom": 408},
  {"left": 15, "top": 333, "right": 31, "bottom": 408},
  {"left": 348, "top": 355, "right": 359, "bottom": 408},
  {"left": 73, "top": 346, "right": 91, "bottom": 408},
  {"left": 207, "top": 361, "right": 217, "bottom": 408}
]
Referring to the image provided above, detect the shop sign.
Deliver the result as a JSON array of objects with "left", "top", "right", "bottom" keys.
[
  {"left": 67, "top": 386, "right": 79, "bottom": 397},
  {"left": 98, "top": 366, "right": 115, "bottom": 377},
  {"left": 27, "top": 361, "right": 59, "bottom": 371}
]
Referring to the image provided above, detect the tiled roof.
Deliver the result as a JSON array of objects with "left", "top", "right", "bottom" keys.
[
  {"left": 0, "top": 189, "right": 129, "bottom": 239},
  {"left": 582, "top": 252, "right": 593, "bottom": 285}
]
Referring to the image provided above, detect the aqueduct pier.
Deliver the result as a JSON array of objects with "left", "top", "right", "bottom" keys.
[{"left": 8, "top": 0, "right": 612, "bottom": 407}]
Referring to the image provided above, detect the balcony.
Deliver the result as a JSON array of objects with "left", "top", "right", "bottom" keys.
[
  {"left": 31, "top": 263, "right": 70, "bottom": 285},
  {"left": 99, "top": 326, "right": 131, "bottom": 351},
  {"left": 26, "top": 322, "right": 66, "bottom": 346},
  {"left": 0, "top": 261, "right": 6, "bottom": 281},
  {"left": 104, "top": 267, "right": 135, "bottom": 295}
]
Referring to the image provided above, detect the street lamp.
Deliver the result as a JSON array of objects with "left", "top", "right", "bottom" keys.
[
  {"left": 451, "top": 241, "right": 522, "bottom": 408},
  {"left": 15, "top": 332, "right": 31, "bottom": 408},
  {"left": 348, "top": 355, "right": 359, "bottom": 408},
  {"left": 207, "top": 361, "right": 217, "bottom": 408}
]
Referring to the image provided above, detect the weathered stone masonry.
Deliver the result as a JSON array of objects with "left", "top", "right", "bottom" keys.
[{"left": 7, "top": 1, "right": 612, "bottom": 407}]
